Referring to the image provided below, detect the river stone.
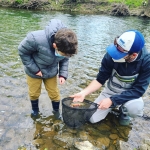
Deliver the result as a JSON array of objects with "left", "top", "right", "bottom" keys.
[
  {"left": 52, "top": 120, "right": 64, "bottom": 132},
  {"left": 64, "top": 128, "right": 77, "bottom": 134},
  {"left": 74, "top": 141, "right": 94, "bottom": 150},
  {"left": 78, "top": 131, "right": 89, "bottom": 141},
  {"left": 111, "top": 128, "right": 118, "bottom": 134},
  {"left": 108, "top": 145, "right": 116, "bottom": 150},
  {"left": 41, "top": 130, "right": 57, "bottom": 138},
  {"left": 117, "top": 140, "right": 132, "bottom": 150},
  {"left": 144, "top": 139, "right": 150, "bottom": 145},
  {"left": 57, "top": 148, "right": 66, "bottom": 150},
  {"left": 86, "top": 127, "right": 102, "bottom": 136},
  {"left": 97, "top": 123, "right": 111, "bottom": 131},
  {"left": 33, "top": 139, "right": 45, "bottom": 145},
  {"left": 43, "top": 126, "right": 51, "bottom": 132},
  {"left": 96, "top": 137, "right": 110, "bottom": 148},
  {"left": 53, "top": 132, "right": 75, "bottom": 148},
  {"left": 139, "top": 144, "right": 149, "bottom": 150},
  {"left": 118, "top": 131, "right": 126, "bottom": 139},
  {"left": 123, "top": 128, "right": 131, "bottom": 137},
  {"left": 109, "top": 134, "right": 119, "bottom": 140}
]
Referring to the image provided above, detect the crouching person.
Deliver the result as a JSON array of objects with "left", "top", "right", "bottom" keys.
[{"left": 71, "top": 30, "right": 150, "bottom": 125}]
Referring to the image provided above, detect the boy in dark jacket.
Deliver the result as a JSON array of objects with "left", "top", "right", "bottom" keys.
[
  {"left": 18, "top": 19, "right": 78, "bottom": 118},
  {"left": 71, "top": 30, "right": 150, "bottom": 125}
]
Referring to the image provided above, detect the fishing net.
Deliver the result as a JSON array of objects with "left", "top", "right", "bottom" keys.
[{"left": 62, "top": 97, "right": 99, "bottom": 128}]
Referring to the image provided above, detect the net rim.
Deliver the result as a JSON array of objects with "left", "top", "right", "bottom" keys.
[{"left": 62, "top": 97, "right": 99, "bottom": 110}]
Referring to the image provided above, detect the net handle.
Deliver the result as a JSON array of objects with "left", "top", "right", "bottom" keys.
[{"left": 96, "top": 105, "right": 115, "bottom": 109}]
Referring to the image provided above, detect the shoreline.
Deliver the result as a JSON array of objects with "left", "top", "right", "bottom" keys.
[{"left": 0, "top": 0, "right": 149, "bottom": 17}]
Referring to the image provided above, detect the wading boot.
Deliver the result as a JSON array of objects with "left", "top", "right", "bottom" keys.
[
  {"left": 52, "top": 101, "right": 62, "bottom": 120},
  {"left": 119, "top": 106, "right": 130, "bottom": 126},
  {"left": 31, "top": 99, "right": 39, "bottom": 118}
]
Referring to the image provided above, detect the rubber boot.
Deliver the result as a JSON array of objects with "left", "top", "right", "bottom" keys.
[
  {"left": 52, "top": 101, "right": 61, "bottom": 120},
  {"left": 31, "top": 99, "right": 39, "bottom": 118},
  {"left": 119, "top": 106, "right": 130, "bottom": 126}
]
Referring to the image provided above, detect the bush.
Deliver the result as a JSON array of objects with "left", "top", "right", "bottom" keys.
[{"left": 108, "top": 0, "right": 146, "bottom": 7}]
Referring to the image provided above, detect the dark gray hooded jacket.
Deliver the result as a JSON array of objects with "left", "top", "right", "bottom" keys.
[{"left": 18, "top": 19, "right": 69, "bottom": 79}]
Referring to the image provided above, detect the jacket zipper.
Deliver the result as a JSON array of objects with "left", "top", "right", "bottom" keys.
[{"left": 126, "top": 63, "right": 127, "bottom": 75}]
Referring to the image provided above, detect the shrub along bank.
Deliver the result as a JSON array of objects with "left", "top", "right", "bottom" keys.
[{"left": 0, "top": 0, "right": 149, "bottom": 17}]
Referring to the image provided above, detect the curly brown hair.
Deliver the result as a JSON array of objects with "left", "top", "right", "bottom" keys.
[{"left": 54, "top": 28, "right": 78, "bottom": 56}]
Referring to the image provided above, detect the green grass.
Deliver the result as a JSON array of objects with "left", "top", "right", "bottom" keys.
[
  {"left": 1, "top": 0, "right": 148, "bottom": 9},
  {"left": 108, "top": 0, "right": 147, "bottom": 7}
]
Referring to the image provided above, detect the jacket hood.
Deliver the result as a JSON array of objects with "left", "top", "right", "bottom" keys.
[{"left": 45, "top": 19, "right": 67, "bottom": 47}]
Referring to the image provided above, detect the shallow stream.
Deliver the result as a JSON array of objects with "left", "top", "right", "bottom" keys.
[{"left": 0, "top": 7, "right": 150, "bottom": 150}]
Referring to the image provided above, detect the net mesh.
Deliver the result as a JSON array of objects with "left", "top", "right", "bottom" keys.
[{"left": 62, "top": 97, "right": 99, "bottom": 128}]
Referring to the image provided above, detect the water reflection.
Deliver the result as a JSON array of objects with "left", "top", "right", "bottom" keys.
[{"left": 0, "top": 7, "right": 150, "bottom": 150}]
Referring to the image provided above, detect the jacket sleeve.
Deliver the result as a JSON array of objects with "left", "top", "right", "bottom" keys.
[
  {"left": 110, "top": 54, "right": 150, "bottom": 106},
  {"left": 96, "top": 53, "right": 114, "bottom": 85},
  {"left": 58, "top": 58, "right": 69, "bottom": 79},
  {"left": 18, "top": 33, "right": 40, "bottom": 74}
]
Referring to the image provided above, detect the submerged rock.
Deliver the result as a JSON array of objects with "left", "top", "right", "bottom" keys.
[
  {"left": 117, "top": 140, "right": 132, "bottom": 150},
  {"left": 74, "top": 141, "right": 94, "bottom": 150}
]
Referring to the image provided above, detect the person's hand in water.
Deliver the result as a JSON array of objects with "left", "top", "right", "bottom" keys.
[{"left": 70, "top": 91, "right": 86, "bottom": 102}]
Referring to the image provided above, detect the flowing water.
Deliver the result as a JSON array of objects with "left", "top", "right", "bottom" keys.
[{"left": 0, "top": 7, "right": 150, "bottom": 150}]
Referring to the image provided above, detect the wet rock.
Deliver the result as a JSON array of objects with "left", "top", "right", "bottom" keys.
[
  {"left": 117, "top": 126, "right": 131, "bottom": 139},
  {"left": 74, "top": 141, "right": 94, "bottom": 150},
  {"left": 96, "top": 137, "right": 110, "bottom": 148},
  {"left": 42, "top": 130, "right": 57, "bottom": 138},
  {"left": 144, "top": 139, "right": 150, "bottom": 146},
  {"left": 57, "top": 148, "right": 66, "bottom": 150},
  {"left": 51, "top": 120, "right": 64, "bottom": 132},
  {"left": 117, "top": 140, "right": 132, "bottom": 150},
  {"left": 18, "top": 146, "right": 27, "bottom": 150},
  {"left": 139, "top": 144, "right": 149, "bottom": 150},
  {"left": 86, "top": 127, "right": 102, "bottom": 136},
  {"left": 64, "top": 128, "right": 77, "bottom": 134},
  {"left": 43, "top": 126, "right": 52, "bottom": 132},
  {"left": 78, "top": 131, "right": 90, "bottom": 141},
  {"left": 111, "top": 128, "right": 118, "bottom": 134},
  {"left": 123, "top": 128, "right": 131, "bottom": 137},
  {"left": 53, "top": 132, "right": 75, "bottom": 148},
  {"left": 110, "top": 3, "right": 130, "bottom": 16},
  {"left": 33, "top": 138, "right": 45, "bottom": 146},
  {"left": 108, "top": 145, "right": 116, "bottom": 150},
  {"left": 97, "top": 123, "right": 111, "bottom": 132},
  {"left": 139, "top": 139, "right": 150, "bottom": 150},
  {"left": 109, "top": 134, "right": 119, "bottom": 140}
]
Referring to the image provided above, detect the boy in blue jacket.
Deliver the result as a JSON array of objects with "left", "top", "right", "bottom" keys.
[
  {"left": 71, "top": 30, "right": 150, "bottom": 125},
  {"left": 18, "top": 19, "right": 78, "bottom": 118}
]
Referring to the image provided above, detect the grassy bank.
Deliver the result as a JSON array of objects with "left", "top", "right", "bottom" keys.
[
  {"left": 108, "top": 0, "right": 145, "bottom": 8},
  {"left": 0, "top": 0, "right": 147, "bottom": 15},
  {"left": 3, "top": 0, "right": 145, "bottom": 7}
]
